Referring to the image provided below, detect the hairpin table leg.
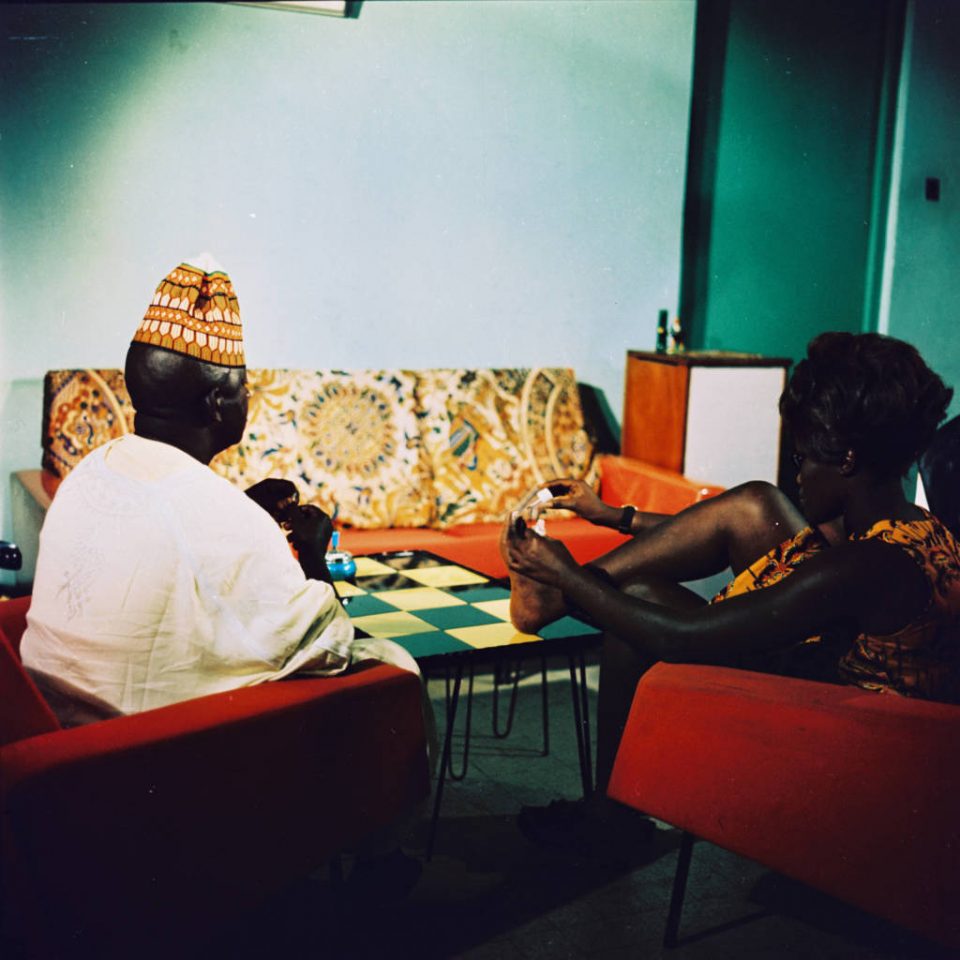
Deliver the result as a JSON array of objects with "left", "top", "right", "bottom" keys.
[
  {"left": 568, "top": 650, "right": 593, "bottom": 798},
  {"left": 492, "top": 657, "right": 521, "bottom": 739},
  {"left": 427, "top": 661, "right": 463, "bottom": 861},
  {"left": 446, "top": 664, "right": 474, "bottom": 781},
  {"left": 540, "top": 655, "right": 550, "bottom": 756}
]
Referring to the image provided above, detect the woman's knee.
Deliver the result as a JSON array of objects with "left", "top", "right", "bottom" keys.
[
  {"left": 720, "top": 481, "right": 805, "bottom": 570},
  {"left": 728, "top": 480, "right": 791, "bottom": 517}
]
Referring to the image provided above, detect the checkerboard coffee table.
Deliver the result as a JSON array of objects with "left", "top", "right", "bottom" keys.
[{"left": 335, "top": 550, "right": 603, "bottom": 855}]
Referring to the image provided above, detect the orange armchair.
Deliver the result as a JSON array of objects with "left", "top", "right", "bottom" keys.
[
  {"left": 608, "top": 663, "right": 960, "bottom": 950},
  {"left": 0, "top": 596, "right": 430, "bottom": 959}
]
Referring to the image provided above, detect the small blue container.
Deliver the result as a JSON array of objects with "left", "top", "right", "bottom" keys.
[{"left": 325, "top": 531, "right": 356, "bottom": 581}]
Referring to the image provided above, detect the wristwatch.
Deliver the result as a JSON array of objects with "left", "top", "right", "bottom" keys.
[{"left": 617, "top": 504, "right": 637, "bottom": 535}]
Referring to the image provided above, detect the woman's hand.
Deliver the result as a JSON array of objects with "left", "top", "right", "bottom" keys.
[
  {"left": 504, "top": 518, "right": 579, "bottom": 588},
  {"left": 536, "top": 478, "right": 619, "bottom": 528}
]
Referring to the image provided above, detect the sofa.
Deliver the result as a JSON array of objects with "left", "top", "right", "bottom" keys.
[
  {"left": 11, "top": 366, "right": 723, "bottom": 582},
  {"left": 608, "top": 663, "right": 960, "bottom": 950},
  {"left": 0, "top": 594, "right": 430, "bottom": 959}
]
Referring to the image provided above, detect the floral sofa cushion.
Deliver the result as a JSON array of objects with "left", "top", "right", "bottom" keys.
[
  {"left": 42, "top": 370, "right": 136, "bottom": 479},
  {"left": 417, "top": 368, "right": 598, "bottom": 528},
  {"left": 211, "top": 370, "right": 432, "bottom": 529},
  {"left": 41, "top": 367, "right": 598, "bottom": 530}
]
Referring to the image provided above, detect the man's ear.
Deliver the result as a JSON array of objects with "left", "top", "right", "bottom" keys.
[
  {"left": 839, "top": 449, "right": 857, "bottom": 476},
  {"left": 202, "top": 387, "right": 224, "bottom": 425}
]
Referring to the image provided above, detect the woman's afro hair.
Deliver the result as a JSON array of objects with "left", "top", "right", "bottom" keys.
[{"left": 780, "top": 332, "right": 953, "bottom": 478}]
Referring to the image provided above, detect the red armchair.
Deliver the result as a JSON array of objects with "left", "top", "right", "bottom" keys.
[
  {"left": 0, "top": 596, "right": 430, "bottom": 959},
  {"left": 607, "top": 663, "right": 960, "bottom": 950}
]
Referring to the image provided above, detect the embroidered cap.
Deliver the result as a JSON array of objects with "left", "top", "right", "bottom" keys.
[{"left": 132, "top": 254, "right": 245, "bottom": 367}]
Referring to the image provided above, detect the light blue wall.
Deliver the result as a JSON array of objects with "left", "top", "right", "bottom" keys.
[{"left": 0, "top": 1, "right": 697, "bottom": 564}]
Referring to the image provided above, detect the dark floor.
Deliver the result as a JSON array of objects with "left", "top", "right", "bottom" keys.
[{"left": 216, "top": 656, "right": 953, "bottom": 960}]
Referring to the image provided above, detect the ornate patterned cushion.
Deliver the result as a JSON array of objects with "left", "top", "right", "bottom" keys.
[
  {"left": 40, "top": 367, "right": 597, "bottom": 530},
  {"left": 211, "top": 370, "right": 433, "bottom": 529},
  {"left": 42, "top": 370, "right": 136, "bottom": 478},
  {"left": 417, "top": 368, "right": 598, "bottom": 528}
]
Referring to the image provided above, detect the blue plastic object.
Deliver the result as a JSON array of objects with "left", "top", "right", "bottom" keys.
[
  {"left": 325, "top": 551, "right": 356, "bottom": 581},
  {"left": 325, "top": 531, "right": 356, "bottom": 581}
]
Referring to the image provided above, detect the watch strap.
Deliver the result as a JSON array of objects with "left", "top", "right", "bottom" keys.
[{"left": 617, "top": 504, "right": 636, "bottom": 535}]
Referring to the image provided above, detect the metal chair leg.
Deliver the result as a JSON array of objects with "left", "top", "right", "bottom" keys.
[{"left": 664, "top": 831, "right": 695, "bottom": 949}]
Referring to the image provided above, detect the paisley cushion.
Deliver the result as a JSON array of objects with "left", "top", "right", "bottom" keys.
[
  {"left": 42, "top": 370, "right": 136, "bottom": 478},
  {"left": 211, "top": 370, "right": 433, "bottom": 529},
  {"left": 41, "top": 367, "right": 597, "bottom": 530},
  {"left": 417, "top": 368, "right": 598, "bottom": 528}
]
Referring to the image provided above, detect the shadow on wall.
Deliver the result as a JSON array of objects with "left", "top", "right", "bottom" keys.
[{"left": 578, "top": 383, "right": 620, "bottom": 455}]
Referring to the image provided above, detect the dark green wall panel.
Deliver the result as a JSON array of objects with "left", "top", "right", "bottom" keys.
[{"left": 681, "top": 0, "right": 899, "bottom": 361}]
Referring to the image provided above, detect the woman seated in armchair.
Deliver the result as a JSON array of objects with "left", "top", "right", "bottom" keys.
[{"left": 503, "top": 332, "right": 960, "bottom": 849}]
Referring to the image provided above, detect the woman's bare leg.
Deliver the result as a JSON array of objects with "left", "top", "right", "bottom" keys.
[
  {"left": 597, "top": 481, "right": 806, "bottom": 585},
  {"left": 592, "top": 483, "right": 806, "bottom": 793},
  {"left": 508, "top": 481, "right": 806, "bottom": 634}
]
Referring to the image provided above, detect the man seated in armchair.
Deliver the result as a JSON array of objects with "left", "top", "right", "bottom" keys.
[{"left": 20, "top": 255, "right": 427, "bottom": 892}]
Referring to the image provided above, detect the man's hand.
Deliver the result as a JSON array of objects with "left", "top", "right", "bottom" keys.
[
  {"left": 504, "top": 517, "right": 578, "bottom": 588},
  {"left": 285, "top": 504, "right": 336, "bottom": 585},
  {"left": 245, "top": 478, "right": 300, "bottom": 524},
  {"left": 285, "top": 504, "right": 334, "bottom": 558}
]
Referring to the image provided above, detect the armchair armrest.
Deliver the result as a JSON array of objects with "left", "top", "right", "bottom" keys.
[
  {"left": 597, "top": 454, "right": 723, "bottom": 514},
  {"left": 2, "top": 665, "right": 429, "bottom": 955},
  {"left": 608, "top": 663, "right": 960, "bottom": 948}
]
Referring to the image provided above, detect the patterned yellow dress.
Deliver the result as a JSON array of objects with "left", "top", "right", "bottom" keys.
[{"left": 712, "top": 513, "right": 960, "bottom": 703}]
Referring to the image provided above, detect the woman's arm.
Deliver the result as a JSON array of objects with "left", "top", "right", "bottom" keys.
[{"left": 532, "top": 478, "right": 668, "bottom": 533}]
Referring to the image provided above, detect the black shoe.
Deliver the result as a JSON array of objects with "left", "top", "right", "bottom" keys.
[
  {"left": 517, "top": 798, "right": 655, "bottom": 857},
  {"left": 344, "top": 849, "right": 423, "bottom": 903}
]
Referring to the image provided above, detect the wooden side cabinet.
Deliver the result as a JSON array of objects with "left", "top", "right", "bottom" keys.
[{"left": 622, "top": 351, "right": 791, "bottom": 489}]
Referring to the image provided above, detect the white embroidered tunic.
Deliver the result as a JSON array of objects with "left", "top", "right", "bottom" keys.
[{"left": 21, "top": 435, "right": 403, "bottom": 723}]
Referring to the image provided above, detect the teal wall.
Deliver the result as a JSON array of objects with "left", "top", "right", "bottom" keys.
[
  {"left": 882, "top": 0, "right": 960, "bottom": 419},
  {"left": 682, "top": 0, "right": 894, "bottom": 360},
  {"left": 0, "top": 1, "right": 696, "bottom": 562}
]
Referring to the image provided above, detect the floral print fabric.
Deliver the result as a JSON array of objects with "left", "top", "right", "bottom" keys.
[
  {"left": 712, "top": 514, "right": 960, "bottom": 702},
  {"left": 417, "top": 368, "right": 599, "bottom": 528},
  {"left": 711, "top": 525, "right": 829, "bottom": 602},
  {"left": 41, "top": 367, "right": 598, "bottom": 531},
  {"left": 839, "top": 512, "right": 960, "bottom": 702}
]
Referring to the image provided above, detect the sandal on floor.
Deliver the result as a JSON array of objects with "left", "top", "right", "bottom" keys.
[
  {"left": 517, "top": 798, "right": 655, "bottom": 856},
  {"left": 344, "top": 848, "right": 423, "bottom": 903}
]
